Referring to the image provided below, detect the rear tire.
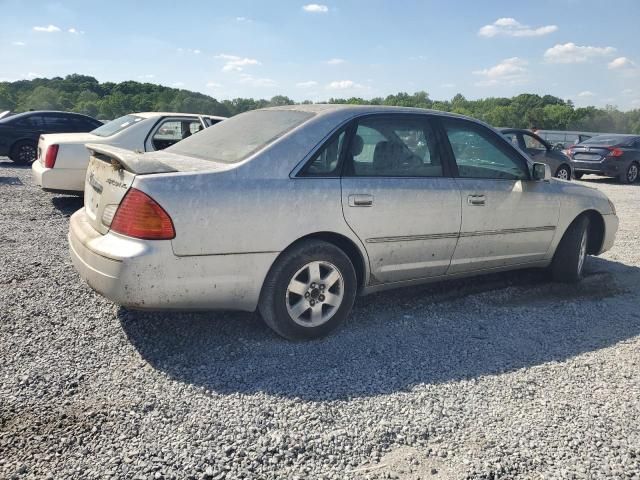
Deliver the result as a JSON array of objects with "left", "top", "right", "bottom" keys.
[
  {"left": 555, "top": 165, "right": 571, "bottom": 180},
  {"left": 10, "top": 140, "right": 37, "bottom": 165},
  {"left": 258, "top": 240, "right": 357, "bottom": 340},
  {"left": 551, "top": 216, "right": 589, "bottom": 283},
  {"left": 619, "top": 162, "right": 639, "bottom": 184}
]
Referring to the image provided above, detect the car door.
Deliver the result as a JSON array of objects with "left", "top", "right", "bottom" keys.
[
  {"left": 440, "top": 118, "right": 560, "bottom": 273},
  {"left": 340, "top": 114, "right": 461, "bottom": 284}
]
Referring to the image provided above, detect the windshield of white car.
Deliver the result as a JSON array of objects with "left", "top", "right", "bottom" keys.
[
  {"left": 91, "top": 114, "right": 144, "bottom": 137},
  {"left": 166, "top": 109, "right": 315, "bottom": 164}
]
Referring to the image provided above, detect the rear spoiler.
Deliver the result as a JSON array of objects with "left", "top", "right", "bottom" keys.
[{"left": 85, "top": 143, "right": 177, "bottom": 175}]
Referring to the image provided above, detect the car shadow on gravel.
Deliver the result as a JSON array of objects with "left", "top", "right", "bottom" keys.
[
  {"left": 119, "top": 257, "right": 640, "bottom": 400},
  {"left": 51, "top": 195, "right": 84, "bottom": 216}
]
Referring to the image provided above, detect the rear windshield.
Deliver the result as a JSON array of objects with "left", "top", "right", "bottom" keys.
[
  {"left": 581, "top": 135, "right": 634, "bottom": 146},
  {"left": 91, "top": 114, "right": 144, "bottom": 137},
  {"left": 166, "top": 109, "right": 315, "bottom": 164}
]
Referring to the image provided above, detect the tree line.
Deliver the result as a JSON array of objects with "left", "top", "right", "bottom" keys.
[{"left": 1, "top": 74, "right": 639, "bottom": 133}]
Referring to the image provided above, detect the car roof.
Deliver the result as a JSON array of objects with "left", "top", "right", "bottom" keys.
[
  {"left": 260, "top": 103, "right": 477, "bottom": 124},
  {"left": 134, "top": 112, "right": 227, "bottom": 120},
  {"left": 3, "top": 110, "right": 95, "bottom": 118}
]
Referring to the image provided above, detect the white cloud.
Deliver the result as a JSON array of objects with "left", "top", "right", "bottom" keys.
[
  {"left": 11, "top": 41, "right": 26, "bottom": 46},
  {"left": 622, "top": 89, "right": 634, "bottom": 96},
  {"left": 327, "top": 58, "right": 345, "bottom": 65},
  {"left": 215, "top": 54, "right": 260, "bottom": 72},
  {"left": 303, "top": 4, "right": 328, "bottom": 13},
  {"left": 473, "top": 57, "right": 529, "bottom": 86},
  {"left": 33, "top": 25, "right": 61, "bottom": 33},
  {"left": 327, "top": 80, "right": 364, "bottom": 90},
  {"left": 137, "top": 74, "right": 155, "bottom": 79},
  {"left": 67, "top": 27, "right": 84, "bottom": 34},
  {"left": 236, "top": 16, "right": 251, "bottom": 22},
  {"left": 25, "top": 72, "right": 42, "bottom": 79},
  {"left": 577, "top": 91, "right": 595, "bottom": 97},
  {"left": 478, "top": 18, "right": 557, "bottom": 38},
  {"left": 239, "top": 74, "right": 277, "bottom": 87},
  {"left": 172, "top": 82, "right": 185, "bottom": 87},
  {"left": 608, "top": 57, "right": 635, "bottom": 70},
  {"left": 296, "top": 80, "right": 318, "bottom": 88},
  {"left": 206, "top": 81, "right": 223, "bottom": 88},
  {"left": 544, "top": 43, "right": 616, "bottom": 63},
  {"left": 441, "top": 83, "right": 456, "bottom": 88}
]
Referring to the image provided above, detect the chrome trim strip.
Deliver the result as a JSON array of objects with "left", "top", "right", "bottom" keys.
[
  {"left": 366, "top": 226, "right": 555, "bottom": 243},
  {"left": 366, "top": 233, "right": 459, "bottom": 243}
]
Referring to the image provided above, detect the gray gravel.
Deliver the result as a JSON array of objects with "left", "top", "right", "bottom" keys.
[{"left": 1, "top": 157, "right": 639, "bottom": 479}]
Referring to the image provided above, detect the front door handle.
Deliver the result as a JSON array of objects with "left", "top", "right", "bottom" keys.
[
  {"left": 348, "top": 194, "right": 374, "bottom": 207},
  {"left": 467, "top": 194, "right": 486, "bottom": 206}
]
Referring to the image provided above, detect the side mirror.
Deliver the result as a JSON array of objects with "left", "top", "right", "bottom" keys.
[{"left": 532, "top": 162, "right": 551, "bottom": 181}]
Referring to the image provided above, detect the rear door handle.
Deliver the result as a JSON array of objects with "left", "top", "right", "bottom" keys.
[
  {"left": 467, "top": 194, "right": 486, "bottom": 206},
  {"left": 348, "top": 194, "right": 374, "bottom": 207}
]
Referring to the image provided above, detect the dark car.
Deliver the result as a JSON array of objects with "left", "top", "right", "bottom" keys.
[
  {"left": 500, "top": 128, "right": 573, "bottom": 180},
  {"left": 0, "top": 111, "right": 102, "bottom": 164},
  {"left": 568, "top": 134, "right": 640, "bottom": 184}
]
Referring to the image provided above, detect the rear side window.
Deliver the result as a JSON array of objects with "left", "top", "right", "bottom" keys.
[
  {"left": 167, "top": 110, "right": 315, "bottom": 164},
  {"left": 345, "top": 115, "right": 443, "bottom": 177},
  {"left": 302, "top": 130, "right": 346, "bottom": 176},
  {"left": 443, "top": 120, "right": 528, "bottom": 180}
]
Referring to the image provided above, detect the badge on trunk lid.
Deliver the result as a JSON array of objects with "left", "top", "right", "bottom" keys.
[{"left": 88, "top": 172, "right": 103, "bottom": 194}]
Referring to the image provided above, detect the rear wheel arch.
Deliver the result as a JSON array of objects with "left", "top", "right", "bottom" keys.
[{"left": 269, "top": 232, "right": 368, "bottom": 292}]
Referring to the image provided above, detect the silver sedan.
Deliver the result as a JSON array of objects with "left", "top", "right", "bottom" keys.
[{"left": 69, "top": 105, "right": 618, "bottom": 339}]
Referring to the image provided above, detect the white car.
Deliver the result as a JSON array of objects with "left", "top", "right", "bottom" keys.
[{"left": 32, "top": 112, "right": 225, "bottom": 192}]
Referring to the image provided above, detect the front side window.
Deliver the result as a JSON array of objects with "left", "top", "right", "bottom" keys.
[
  {"left": 443, "top": 120, "right": 528, "bottom": 180},
  {"left": 522, "top": 133, "right": 547, "bottom": 151},
  {"left": 346, "top": 116, "right": 443, "bottom": 177},
  {"left": 13, "top": 115, "right": 44, "bottom": 128}
]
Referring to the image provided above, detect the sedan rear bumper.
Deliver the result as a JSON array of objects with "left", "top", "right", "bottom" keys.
[
  {"left": 68, "top": 208, "right": 277, "bottom": 312},
  {"left": 571, "top": 158, "right": 626, "bottom": 177},
  {"left": 32, "top": 161, "right": 86, "bottom": 192}
]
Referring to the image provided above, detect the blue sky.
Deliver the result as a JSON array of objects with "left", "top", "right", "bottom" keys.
[{"left": 1, "top": 0, "right": 639, "bottom": 109}]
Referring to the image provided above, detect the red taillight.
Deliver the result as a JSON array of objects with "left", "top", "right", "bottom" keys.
[
  {"left": 607, "top": 147, "right": 624, "bottom": 158},
  {"left": 44, "top": 144, "right": 59, "bottom": 168},
  {"left": 110, "top": 188, "right": 175, "bottom": 240}
]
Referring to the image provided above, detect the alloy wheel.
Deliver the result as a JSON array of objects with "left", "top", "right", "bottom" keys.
[
  {"left": 556, "top": 168, "right": 570, "bottom": 180},
  {"left": 628, "top": 164, "right": 639, "bottom": 183},
  {"left": 18, "top": 144, "right": 36, "bottom": 164},
  {"left": 285, "top": 261, "right": 344, "bottom": 327}
]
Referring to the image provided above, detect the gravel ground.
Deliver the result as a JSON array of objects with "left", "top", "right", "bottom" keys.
[{"left": 1, "top": 158, "right": 639, "bottom": 480}]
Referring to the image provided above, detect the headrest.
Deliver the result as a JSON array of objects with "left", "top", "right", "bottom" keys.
[{"left": 350, "top": 134, "right": 364, "bottom": 157}]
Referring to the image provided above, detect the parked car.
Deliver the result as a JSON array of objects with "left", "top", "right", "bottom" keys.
[
  {"left": 0, "top": 111, "right": 102, "bottom": 164},
  {"left": 32, "top": 112, "right": 225, "bottom": 193},
  {"left": 500, "top": 128, "right": 573, "bottom": 180},
  {"left": 69, "top": 105, "right": 618, "bottom": 340},
  {"left": 536, "top": 130, "right": 600, "bottom": 150},
  {"left": 568, "top": 134, "right": 640, "bottom": 183}
]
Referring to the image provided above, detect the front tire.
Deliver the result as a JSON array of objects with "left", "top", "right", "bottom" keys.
[
  {"left": 619, "top": 162, "right": 639, "bottom": 184},
  {"left": 10, "top": 140, "right": 37, "bottom": 165},
  {"left": 555, "top": 165, "right": 571, "bottom": 180},
  {"left": 551, "top": 216, "right": 589, "bottom": 283},
  {"left": 258, "top": 240, "right": 357, "bottom": 340}
]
